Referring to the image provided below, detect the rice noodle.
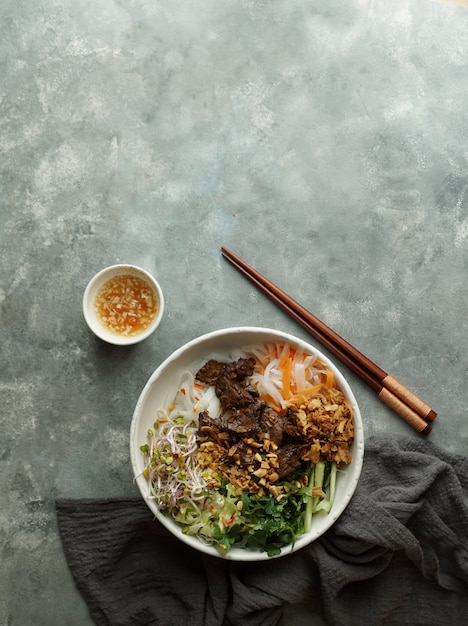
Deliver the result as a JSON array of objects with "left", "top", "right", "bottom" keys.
[{"left": 244, "top": 342, "right": 330, "bottom": 409}]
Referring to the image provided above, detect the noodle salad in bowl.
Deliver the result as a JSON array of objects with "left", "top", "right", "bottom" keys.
[{"left": 130, "top": 327, "right": 364, "bottom": 561}]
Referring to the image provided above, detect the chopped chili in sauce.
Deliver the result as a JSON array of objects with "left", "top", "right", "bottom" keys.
[{"left": 95, "top": 274, "right": 157, "bottom": 336}]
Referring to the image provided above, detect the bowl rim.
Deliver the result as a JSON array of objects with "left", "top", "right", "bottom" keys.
[
  {"left": 82, "top": 264, "right": 165, "bottom": 345},
  {"left": 130, "top": 325, "right": 364, "bottom": 560}
]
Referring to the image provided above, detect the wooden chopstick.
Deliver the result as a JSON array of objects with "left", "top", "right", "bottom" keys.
[{"left": 221, "top": 246, "right": 435, "bottom": 435}]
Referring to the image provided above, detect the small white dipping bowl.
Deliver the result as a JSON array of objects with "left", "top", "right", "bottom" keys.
[
  {"left": 130, "top": 326, "right": 364, "bottom": 560},
  {"left": 83, "top": 264, "right": 164, "bottom": 346}
]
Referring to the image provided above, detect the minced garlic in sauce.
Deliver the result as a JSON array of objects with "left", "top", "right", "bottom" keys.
[{"left": 95, "top": 274, "right": 158, "bottom": 336}]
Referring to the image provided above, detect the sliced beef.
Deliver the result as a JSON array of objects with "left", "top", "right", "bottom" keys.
[
  {"left": 195, "top": 359, "right": 226, "bottom": 385},
  {"left": 283, "top": 408, "right": 302, "bottom": 441},
  {"left": 196, "top": 357, "right": 258, "bottom": 410},
  {"left": 197, "top": 404, "right": 261, "bottom": 439},
  {"left": 195, "top": 357, "right": 255, "bottom": 387},
  {"left": 224, "top": 357, "right": 256, "bottom": 380},
  {"left": 223, "top": 404, "right": 262, "bottom": 436},
  {"left": 198, "top": 410, "right": 223, "bottom": 429},
  {"left": 258, "top": 406, "right": 288, "bottom": 446},
  {"left": 275, "top": 443, "right": 304, "bottom": 480},
  {"left": 197, "top": 411, "right": 225, "bottom": 443},
  {"left": 215, "top": 378, "right": 258, "bottom": 409},
  {"left": 216, "top": 357, "right": 257, "bottom": 409}
]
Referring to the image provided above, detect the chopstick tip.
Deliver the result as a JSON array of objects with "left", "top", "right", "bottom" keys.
[{"left": 421, "top": 423, "right": 432, "bottom": 436}]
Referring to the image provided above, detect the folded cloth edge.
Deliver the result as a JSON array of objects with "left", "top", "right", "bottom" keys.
[{"left": 55, "top": 434, "right": 468, "bottom": 626}]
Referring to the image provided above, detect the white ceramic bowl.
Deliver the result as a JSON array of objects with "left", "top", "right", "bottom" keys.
[
  {"left": 83, "top": 264, "right": 164, "bottom": 345},
  {"left": 130, "top": 326, "right": 364, "bottom": 560}
]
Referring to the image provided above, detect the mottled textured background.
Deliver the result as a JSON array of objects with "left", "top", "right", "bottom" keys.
[{"left": 1, "top": 1, "right": 467, "bottom": 624}]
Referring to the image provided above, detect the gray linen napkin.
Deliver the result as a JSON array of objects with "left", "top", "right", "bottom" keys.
[{"left": 56, "top": 435, "right": 468, "bottom": 626}]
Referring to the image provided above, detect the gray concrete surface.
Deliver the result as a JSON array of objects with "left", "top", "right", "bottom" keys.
[{"left": 1, "top": 1, "right": 467, "bottom": 624}]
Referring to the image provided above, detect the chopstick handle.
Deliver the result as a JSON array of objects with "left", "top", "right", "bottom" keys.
[
  {"left": 379, "top": 388, "right": 432, "bottom": 434},
  {"left": 222, "top": 248, "right": 388, "bottom": 380},
  {"left": 221, "top": 247, "right": 436, "bottom": 433},
  {"left": 382, "top": 375, "right": 437, "bottom": 422},
  {"left": 268, "top": 281, "right": 434, "bottom": 434},
  {"left": 289, "top": 302, "right": 433, "bottom": 434}
]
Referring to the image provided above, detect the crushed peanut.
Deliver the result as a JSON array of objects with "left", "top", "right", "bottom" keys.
[{"left": 196, "top": 385, "right": 353, "bottom": 500}]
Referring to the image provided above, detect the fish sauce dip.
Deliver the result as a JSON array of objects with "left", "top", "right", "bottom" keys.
[{"left": 94, "top": 273, "right": 158, "bottom": 337}]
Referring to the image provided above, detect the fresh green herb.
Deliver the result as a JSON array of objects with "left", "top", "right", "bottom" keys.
[{"left": 213, "top": 474, "right": 311, "bottom": 556}]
